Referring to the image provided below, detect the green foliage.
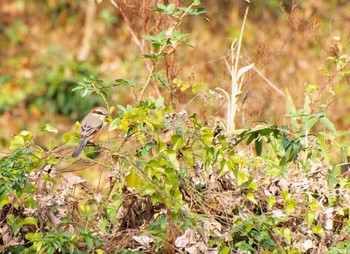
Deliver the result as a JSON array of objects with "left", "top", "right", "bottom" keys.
[
  {"left": 25, "top": 231, "right": 82, "bottom": 254},
  {"left": 232, "top": 215, "right": 277, "bottom": 252},
  {"left": 0, "top": 147, "right": 38, "bottom": 207},
  {"left": 35, "top": 64, "right": 103, "bottom": 117},
  {"left": 73, "top": 74, "right": 109, "bottom": 98},
  {"left": 2, "top": 92, "right": 347, "bottom": 253}
]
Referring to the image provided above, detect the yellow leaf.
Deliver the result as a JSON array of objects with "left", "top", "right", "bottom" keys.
[
  {"left": 267, "top": 196, "right": 276, "bottom": 210},
  {"left": 126, "top": 171, "right": 139, "bottom": 188},
  {"left": 245, "top": 192, "right": 258, "bottom": 205}
]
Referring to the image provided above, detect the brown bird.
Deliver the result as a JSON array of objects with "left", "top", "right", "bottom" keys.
[{"left": 71, "top": 106, "right": 108, "bottom": 158}]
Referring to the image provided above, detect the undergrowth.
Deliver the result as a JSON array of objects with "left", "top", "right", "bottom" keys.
[{"left": 1, "top": 1, "right": 350, "bottom": 254}]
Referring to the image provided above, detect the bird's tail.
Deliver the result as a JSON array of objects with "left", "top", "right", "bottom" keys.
[{"left": 72, "top": 138, "right": 88, "bottom": 158}]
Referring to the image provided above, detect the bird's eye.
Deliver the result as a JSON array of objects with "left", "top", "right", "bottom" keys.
[{"left": 93, "top": 110, "right": 105, "bottom": 115}]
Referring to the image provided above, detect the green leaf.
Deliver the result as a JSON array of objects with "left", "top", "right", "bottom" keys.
[
  {"left": 319, "top": 116, "right": 336, "bottom": 132},
  {"left": 157, "top": 3, "right": 176, "bottom": 14},
  {"left": 312, "top": 225, "right": 325, "bottom": 237},
  {"left": 143, "top": 54, "right": 159, "bottom": 60},
  {"left": 178, "top": 6, "right": 206, "bottom": 15},
  {"left": 115, "top": 79, "right": 137, "bottom": 87},
  {"left": 255, "top": 138, "right": 263, "bottom": 156},
  {"left": 41, "top": 124, "right": 58, "bottom": 134},
  {"left": 235, "top": 170, "right": 248, "bottom": 187},
  {"left": 144, "top": 184, "right": 156, "bottom": 195},
  {"left": 281, "top": 189, "right": 290, "bottom": 200},
  {"left": 25, "top": 232, "right": 42, "bottom": 241},
  {"left": 218, "top": 160, "right": 231, "bottom": 178},
  {"left": 137, "top": 143, "right": 153, "bottom": 158},
  {"left": 155, "top": 97, "right": 164, "bottom": 108},
  {"left": 309, "top": 200, "right": 319, "bottom": 209},
  {"left": 327, "top": 165, "right": 341, "bottom": 191},
  {"left": 267, "top": 196, "right": 275, "bottom": 210},
  {"left": 220, "top": 246, "right": 231, "bottom": 254},
  {"left": 303, "top": 115, "right": 319, "bottom": 131},
  {"left": 170, "top": 135, "right": 184, "bottom": 150},
  {"left": 306, "top": 210, "right": 315, "bottom": 227},
  {"left": 281, "top": 227, "right": 291, "bottom": 245},
  {"left": 20, "top": 217, "right": 37, "bottom": 226},
  {"left": 154, "top": 72, "right": 170, "bottom": 89},
  {"left": 7, "top": 214, "right": 20, "bottom": 235},
  {"left": 318, "top": 135, "right": 331, "bottom": 165},
  {"left": 10, "top": 135, "right": 25, "bottom": 149},
  {"left": 0, "top": 196, "right": 10, "bottom": 209},
  {"left": 285, "top": 200, "right": 297, "bottom": 216},
  {"left": 166, "top": 150, "right": 180, "bottom": 170},
  {"left": 148, "top": 160, "right": 166, "bottom": 174},
  {"left": 157, "top": 139, "right": 167, "bottom": 153},
  {"left": 182, "top": 147, "right": 194, "bottom": 167},
  {"left": 172, "top": 30, "right": 191, "bottom": 42},
  {"left": 85, "top": 236, "right": 93, "bottom": 250},
  {"left": 245, "top": 192, "right": 258, "bottom": 205},
  {"left": 246, "top": 132, "right": 259, "bottom": 145}
]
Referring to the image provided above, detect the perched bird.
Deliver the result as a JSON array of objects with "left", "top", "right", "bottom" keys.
[{"left": 71, "top": 106, "right": 108, "bottom": 158}]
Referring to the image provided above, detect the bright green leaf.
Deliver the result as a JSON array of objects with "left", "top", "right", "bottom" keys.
[
  {"left": 79, "top": 204, "right": 90, "bottom": 213},
  {"left": 41, "top": 124, "right": 58, "bottom": 134},
  {"left": 218, "top": 160, "right": 231, "bottom": 178},
  {"left": 20, "top": 217, "right": 37, "bottom": 226},
  {"left": 235, "top": 170, "right": 248, "bottom": 187},
  {"left": 312, "top": 225, "right": 325, "bottom": 237},
  {"left": 170, "top": 135, "right": 184, "bottom": 150},
  {"left": 245, "top": 192, "right": 258, "bottom": 205},
  {"left": 267, "top": 196, "right": 276, "bottom": 210},
  {"left": 109, "top": 118, "right": 120, "bottom": 131},
  {"left": 281, "top": 189, "right": 290, "bottom": 201},
  {"left": 319, "top": 116, "right": 336, "bottom": 132},
  {"left": 308, "top": 201, "right": 319, "bottom": 209},
  {"left": 0, "top": 196, "right": 10, "bottom": 209},
  {"left": 25, "top": 232, "right": 41, "bottom": 241},
  {"left": 10, "top": 135, "right": 25, "bottom": 149},
  {"left": 285, "top": 200, "right": 297, "bottom": 216},
  {"left": 306, "top": 210, "right": 315, "bottom": 227},
  {"left": 166, "top": 150, "right": 180, "bottom": 170},
  {"left": 282, "top": 227, "right": 291, "bottom": 245},
  {"left": 157, "top": 138, "right": 167, "bottom": 153}
]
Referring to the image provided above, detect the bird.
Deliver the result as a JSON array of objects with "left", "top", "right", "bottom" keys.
[{"left": 71, "top": 106, "right": 108, "bottom": 158}]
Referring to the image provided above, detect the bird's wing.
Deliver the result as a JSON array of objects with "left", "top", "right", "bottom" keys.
[{"left": 80, "top": 115, "right": 103, "bottom": 139}]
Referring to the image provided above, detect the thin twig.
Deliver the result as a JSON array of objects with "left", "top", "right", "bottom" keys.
[{"left": 253, "top": 66, "right": 286, "bottom": 97}]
